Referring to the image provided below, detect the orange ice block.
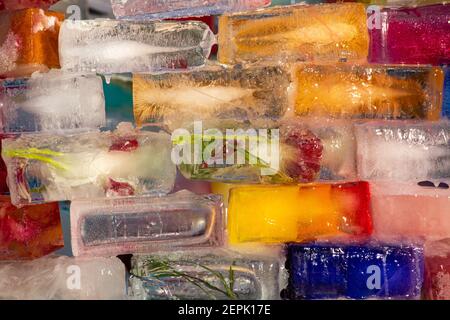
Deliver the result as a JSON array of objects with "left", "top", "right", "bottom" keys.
[
  {"left": 0, "top": 8, "right": 63, "bottom": 78},
  {"left": 218, "top": 3, "right": 369, "bottom": 65},
  {"left": 228, "top": 181, "right": 372, "bottom": 244},
  {"left": 293, "top": 64, "right": 444, "bottom": 120},
  {"left": 0, "top": 195, "right": 63, "bottom": 260}
]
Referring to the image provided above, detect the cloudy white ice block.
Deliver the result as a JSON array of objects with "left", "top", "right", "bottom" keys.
[
  {"left": 111, "top": 0, "right": 271, "bottom": 20},
  {"left": 0, "top": 256, "right": 126, "bottom": 300},
  {"left": 1, "top": 123, "right": 176, "bottom": 206},
  {"left": 371, "top": 182, "right": 450, "bottom": 241},
  {"left": 129, "top": 248, "right": 282, "bottom": 300},
  {"left": 70, "top": 191, "right": 224, "bottom": 257},
  {"left": 356, "top": 121, "right": 450, "bottom": 181},
  {"left": 0, "top": 71, "right": 105, "bottom": 133},
  {"left": 59, "top": 19, "right": 216, "bottom": 74}
]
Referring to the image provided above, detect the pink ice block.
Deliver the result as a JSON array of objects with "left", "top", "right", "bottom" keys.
[
  {"left": 371, "top": 182, "right": 450, "bottom": 241},
  {"left": 368, "top": 4, "right": 450, "bottom": 65}
]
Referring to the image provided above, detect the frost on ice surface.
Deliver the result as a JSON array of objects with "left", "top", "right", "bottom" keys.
[
  {"left": 0, "top": 256, "right": 126, "bottom": 300},
  {"left": 0, "top": 70, "right": 105, "bottom": 133},
  {"left": 129, "top": 248, "right": 282, "bottom": 300},
  {"left": 59, "top": 19, "right": 216, "bottom": 74},
  {"left": 356, "top": 121, "right": 450, "bottom": 181}
]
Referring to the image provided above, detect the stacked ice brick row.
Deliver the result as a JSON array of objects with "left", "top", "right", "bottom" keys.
[{"left": 0, "top": 0, "right": 449, "bottom": 300}]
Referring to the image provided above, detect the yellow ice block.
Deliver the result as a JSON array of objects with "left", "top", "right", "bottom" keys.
[
  {"left": 218, "top": 3, "right": 369, "bottom": 65},
  {"left": 228, "top": 182, "right": 372, "bottom": 244}
]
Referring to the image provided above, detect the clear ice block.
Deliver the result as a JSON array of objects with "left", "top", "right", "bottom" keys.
[
  {"left": 368, "top": 4, "right": 450, "bottom": 65},
  {"left": 129, "top": 248, "right": 282, "bottom": 300},
  {"left": 0, "top": 71, "right": 105, "bottom": 133},
  {"left": 293, "top": 64, "right": 444, "bottom": 120},
  {"left": 70, "top": 191, "right": 224, "bottom": 257},
  {"left": 59, "top": 19, "right": 216, "bottom": 74},
  {"left": 0, "top": 9, "right": 64, "bottom": 78},
  {"left": 355, "top": 121, "right": 450, "bottom": 181},
  {"left": 133, "top": 65, "right": 290, "bottom": 131},
  {"left": 176, "top": 119, "right": 356, "bottom": 183},
  {"left": 218, "top": 3, "right": 369, "bottom": 65},
  {"left": 228, "top": 181, "right": 373, "bottom": 244},
  {"left": 1, "top": 122, "right": 176, "bottom": 206},
  {"left": 0, "top": 255, "right": 126, "bottom": 299},
  {"left": 111, "top": 0, "right": 271, "bottom": 20},
  {"left": 371, "top": 182, "right": 450, "bottom": 241},
  {"left": 283, "top": 243, "right": 424, "bottom": 300},
  {"left": 0, "top": 195, "right": 62, "bottom": 260}
]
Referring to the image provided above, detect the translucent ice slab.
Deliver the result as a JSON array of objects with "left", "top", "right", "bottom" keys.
[
  {"left": 292, "top": 64, "right": 444, "bottom": 120},
  {"left": 70, "top": 191, "right": 224, "bottom": 257},
  {"left": 0, "top": 71, "right": 105, "bottom": 133},
  {"left": 111, "top": 0, "right": 271, "bottom": 20},
  {"left": 218, "top": 3, "right": 369, "bottom": 64},
  {"left": 129, "top": 248, "right": 282, "bottom": 300},
  {"left": 1, "top": 123, "right": 176, "bottom": 206},
  {"left": 59, "top": 19, "right": 216, "bottom": 74},
  {"left": 176, "top": 119, "right": 357, "bottom": 183},
  {"left": 0, "top": 256, "right": 126, "bottom": 299},
  {"left": 371, "top": 181, "right": 450, "bottom": 242},
  {"left": 133, "top": 65, "right": 290, "bottom": 131},
  {"left": 356, "top": 121, "right": 450, "bottom": 181}
]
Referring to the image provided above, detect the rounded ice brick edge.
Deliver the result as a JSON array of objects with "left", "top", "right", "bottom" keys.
[{"left": 58, "top": 19, "right": 216, "bottom": 74}]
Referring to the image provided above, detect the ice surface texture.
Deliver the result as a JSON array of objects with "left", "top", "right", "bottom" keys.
[
  {"left": 0, "top": 195, "right": 62, "bottom": 260},
  {"left": 59, "top": 19, "right": 216, "bottom": 74},
  {"left": 356, "top": 121, "right": 450, "bottom": 181},
  {"left": 70, "top": 191, "right": 224, "bottom": 257},
  {"left": 424, "top": 242, "right": 450, "bottom": 300},
  {"left": 218, "top": 3, "right": 369, "bottom": 64},
  {"left": 129, "top": 248, "right": 282, "bottom": 300},
  {"left": 369, "top": 4, "right": 450, "bottom": 65},
  {"left": 0, "top": 9, "right": 63, "bottom": 78},
  {"left": 133, "top": 65, "right": 290, "bottom": 131},
  {"left": 1, "top": 123, "right": 176, "bottom": 206},
  {"left": 293, "top": 64, "right": 444, "bottom": 120},
  {"left": 0, "top": 256, "right": 126, "bottom": 299},
  {"left": 111, "top": 0, "right": 271, "bottom": 20},
  {"left": 228, "top": 181, "right": 373, "bottom": 244},
  {"left": 176, "top": 119, "right": 356, "bottom": 183},
  {"left": 371, "top": 182, "right": 450, "bottom": 242},
  {"left": 443, "top": 67, "right": 450, "bottom": 118},
  {"left": 0, "top": 71, "right": 105, "bottom": 133},
  {"left": 283, "top": 243, "right": 424, "bottom": 300}
]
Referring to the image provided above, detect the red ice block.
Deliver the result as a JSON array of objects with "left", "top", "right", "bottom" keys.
[
  {"left": 0, "top": 196, "right": 63, "bottom": 260},
  {"left": 424, "top": 251, "right": 450, "bottom": 300},
  {"left": 368, "top": 4, "right": 450, "bottom": 65},
  {"left": 0, "top": 0, "right": 58, "bottom": 11}
]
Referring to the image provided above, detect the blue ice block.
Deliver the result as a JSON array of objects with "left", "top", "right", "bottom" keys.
[
  {"left": 443, "top": 67, "right": 450, "bottom": 118},
  {"left": 283, "top": 243, "right": 424, "bottom": 300}
]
